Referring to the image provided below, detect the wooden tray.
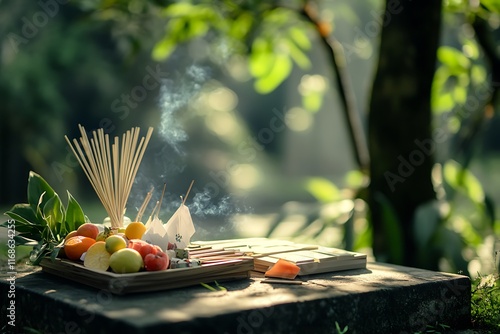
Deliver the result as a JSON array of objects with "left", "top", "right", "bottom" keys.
[{"left": 40, "top": 257, "right": 254, "bottom": 295}]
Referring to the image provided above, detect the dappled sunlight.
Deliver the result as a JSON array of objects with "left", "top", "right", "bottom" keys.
[
  {"left": 205, "top": 110, "right": 240, "bottom": 138},
  {"left": 285, "top": 107, "right": 313, "bottom": 132},
  {"left": 104, "top": 307, "right": 147, "bottom": 319},
  {"left": 269, "top": 214, "right": 308, "bottom": 239},
  {"left": 207, "top": 87, "right": 238, "bottom": 112},
  {"left": 230, "top": 163, "right": 261, "bottom": 190}
]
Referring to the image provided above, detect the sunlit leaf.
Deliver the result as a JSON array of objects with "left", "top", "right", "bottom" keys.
[
  {"left": 152, "top": 36, "right": 177, "bottom": 61},
  {"left": 43, "top": 194, "right": 65, "bottom": 234},
  {"left": 471, "top": 65, "right": 487, "bottom": 85},
  {"left": 305, "top": 177, "right": 340, "bottom": 203},
  {"left": 481, "top": 0, "right": 500, "bottom": 12},
  {"left": 254, "top": 53, "right": 292, "bottom": 93},
  {"left": 5, "top": 204, "right": 38, "bottom": 226},
  {"left": 462, "top": 38, "right": 479, "bottom": 59},
  {"left": 163, "top": 2, "right": 198, "bottom": 16},
  {"left": 66, "top": 191, "right": 86, "bottom": 232},
  {"left": 284, "top": 39, "right": 311, "bottom": 69},
  {"left": 438, "top": 46, "right": 470, "bottom": 72},
  {"left": 443, "top": 160, "right": 485, "bottom": 204},
  {"left": 433, "top": 92, "right": 455, "bottom": 113},
  {"left": 27, "top": 171, "right": 56, "bottom": 213},
  {"left": 288, "top": 26, "right": 311, "bottom": 50},
  {"left": 353, "top": 221, "right": 372, "bottom": 250},
  {"left": 344, "top": 170, "right": 365, "bottom": 188},
  {"left": 249, "top": 37, "right": 274, "bottom": 77},
  {"left": 453, "top": 85, "right": 467, "bottom": 104},
  {"left": 302, "top": 91, "right": 323, "bottom": 112},
  {"left": 230, "top": 11, "right": 253, "bottom": 39}
]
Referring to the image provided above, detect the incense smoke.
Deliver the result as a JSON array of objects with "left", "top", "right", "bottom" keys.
[
  {"left": 158, "top": 64, "right": 210, "bottom": 154},
  {"left": 131, "top": 63, "right": 253, "bottom": 239}
]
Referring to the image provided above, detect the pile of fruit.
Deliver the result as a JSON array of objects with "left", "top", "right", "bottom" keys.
[{"left": 63, "top": 222, "right": 175, "bottom": 273}]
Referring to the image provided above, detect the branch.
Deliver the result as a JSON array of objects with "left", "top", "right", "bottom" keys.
[{"left": 299, "top": 3, "right": 370, "bottom": 172}]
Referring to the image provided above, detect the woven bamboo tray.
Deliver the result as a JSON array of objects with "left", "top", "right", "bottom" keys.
[{"left": 40, "top": 257, "right": 254, "bottom": 295}]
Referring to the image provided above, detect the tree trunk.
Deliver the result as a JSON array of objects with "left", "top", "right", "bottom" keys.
[{"left": 368, "top": 0, "right": 442, "bottom": 268}]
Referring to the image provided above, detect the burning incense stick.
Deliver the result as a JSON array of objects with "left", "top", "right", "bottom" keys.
[
  {"left": 65, "top": 125, "right": 153, "bottom": 229},
  {"left": 181, "top": 180, "right": 195, "bottom": 206},
  {"left": 156, "top": 183, "right": 167, "bottom": 218}
]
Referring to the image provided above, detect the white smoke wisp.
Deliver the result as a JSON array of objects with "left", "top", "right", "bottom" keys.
[{"left": 159, "top": 64, "right": 211, "bottom": 154}]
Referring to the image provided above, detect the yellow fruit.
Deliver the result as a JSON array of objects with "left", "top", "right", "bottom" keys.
[
  {"left": 84, "top": 242, "right": 110, "bottom": 271},
  {"left": 105, "top": 235, "right": 127, "bottom": 254},
  {"left": 125, "top": 222, "right": 146, "bottom": 240},
  {"left": 96, "top": 227, "right": 113, "bottom": 242}
]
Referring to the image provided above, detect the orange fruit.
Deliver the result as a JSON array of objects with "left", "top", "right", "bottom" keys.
[
  {"left": 125, "top": 222, "right": 146, "bottom": 240},
  {"left": 64, "top": 236, "right": 96, "bottom": 261}
]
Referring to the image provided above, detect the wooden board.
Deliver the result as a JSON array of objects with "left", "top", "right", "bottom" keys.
[
  {"left": 189, "top": 238, "right": 367, "bottom": 276},
  {"left": 40, "top": 257, "right": 254, "bottom": 295}
]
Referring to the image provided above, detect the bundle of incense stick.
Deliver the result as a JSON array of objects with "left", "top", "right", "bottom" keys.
[
  {"left": 188, "top": 247, "right": 250, "bottom": 264},
  {"left": 65, "top": 125, "right": 154, "bottom": 229}
]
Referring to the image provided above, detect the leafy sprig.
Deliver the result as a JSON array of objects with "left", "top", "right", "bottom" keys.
[{"left": 1, "top": 171, "right": 88, "bottom": 264}]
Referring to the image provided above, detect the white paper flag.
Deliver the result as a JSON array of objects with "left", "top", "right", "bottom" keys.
[
  {"left": 164, "top": 204, "right": 195, "bottom": 249},
  {"left": 142, "top": 216, "right": 169, "bottom": 251}
]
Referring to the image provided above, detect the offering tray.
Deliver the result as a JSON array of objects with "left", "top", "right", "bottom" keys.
[{"left": 40, "top": 256, "right": 254, "bottom": 295}]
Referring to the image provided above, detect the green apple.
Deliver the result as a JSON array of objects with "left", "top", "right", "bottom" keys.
[
  {"left": 109, "top": 248, "right": 143, "bottom": 273},
  {"left": 105, "top": 235, "right": 127, "bottom": 254}
]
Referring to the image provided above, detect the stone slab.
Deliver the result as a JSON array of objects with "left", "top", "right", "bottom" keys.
[{"left": 0, "top": 262, "right": 470, "bottom": 334}]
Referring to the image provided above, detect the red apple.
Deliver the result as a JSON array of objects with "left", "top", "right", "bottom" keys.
[
  {"left": 76, "top": 223, "right": 99, "bottom": 240},
  {"left": 128, "top": 239, "right": 148, "bottom": 251},
  {"left": 144, "top": 251, "right": 169, "bottom": 271},
  {"left": 128, "top": 239, "right": 158, "bottom": 259}
]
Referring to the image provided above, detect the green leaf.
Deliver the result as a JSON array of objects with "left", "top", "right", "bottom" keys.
[
  {"left": 481, "top": 0, "right": 500, "bottom": 12},
  {"left": 249, "top": 37, "right": 274, "bottom": 77},
  {"left": 437, "top": 46, "right": 470, "bottom": 72},
  {"left": 230, "top": 11, "right": 253, "bottom": 39},
  {"left": 65, "top": 191, "right": 86, "bottom": 232},
  {"left": 302, "top": 91, "right": 323, "bottom": 112},
  {"left": 186, "top": 19, "right": 208, "bottom": 39},
  {"left": 42, "top": 194, "right": 65, "bottom": 235},
  {"left": 284, "top": 38, "right": 311, "bottom": 69},
  {"left": 163, "top": 2, "right": 198, "bottom": 16},
  {"left": 453, "top": 85, "right": 467, "bottom": 104},
  {"left": 152, "top": 36, "right": 177, "bottom": 61},
  {"left": 305, "top": 177, "right": 340, "bottom": 203},
  {"left": 471, "top": 65, "right": 487, "bottom": 85},
  {"left": 200, "top": 282, "right": 217, "bottom": 291},
  {"left": 5, "top": 203, "right": 38, "bottom": 226},
  {"left": 13, "top": 235, "right": 38, "bottom": 246},
  {"left": 443, "top": 160, "right": 484, "bottom": 204},
  {"left": 288, "top": 26, "right": 311, "bottom": 50},
  {"left": 254, "top": 53, "right": 292, "bottom": 93},
  {"left": 27, "top": 171, "right": 55, "bottom": 213}
]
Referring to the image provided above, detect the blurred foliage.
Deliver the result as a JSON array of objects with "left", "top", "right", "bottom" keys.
[
  {"left": 74, "top": 0, "right": 323, "bottom": 111},
  {"left": 2, "top": 0, "right": 500, "bottom": 278},
  {"left": 471, "top": 271, "right": 500, "bottom": 330}
]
